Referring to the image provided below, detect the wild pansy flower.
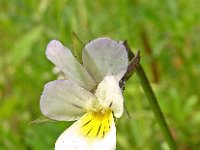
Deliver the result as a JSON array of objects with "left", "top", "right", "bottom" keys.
[{"left": 40, "top": 38, "right": 128, "bottom": 150}]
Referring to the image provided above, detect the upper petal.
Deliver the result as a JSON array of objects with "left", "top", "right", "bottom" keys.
[
  {"left": 55, "top": 113, "right": 116, "bottom": 150},
  {"left": 82, "top": 38, "right": 128, "bottom": 83},
  {"left": 95, "top": 75, "right": 124, "bottom": 118},
  {"left": 46, "top": 40, "right": 96, "bottom": 91},
  {"left": 40, "top": 80, "right": 96, "bottom": 121}
]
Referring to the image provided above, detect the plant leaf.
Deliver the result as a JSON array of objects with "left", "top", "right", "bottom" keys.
[{"left": 9, "top": 25, "right": 43, "bottom": 66}]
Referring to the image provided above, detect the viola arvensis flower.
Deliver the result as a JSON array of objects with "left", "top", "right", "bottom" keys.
[{"left": 40, "top": 38, "right": 128, "bottom": 150}]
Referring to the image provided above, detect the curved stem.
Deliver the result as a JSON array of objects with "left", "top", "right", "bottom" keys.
[{"left": 136, "top": 64, "right": 177, "bottom": 150}]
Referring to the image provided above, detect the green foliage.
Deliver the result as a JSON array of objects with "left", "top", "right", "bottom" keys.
[
  {"left": 8, "top": 26, "right": 43, "bottom": 67},
  {"left": 0, "top": 0, "right": 200, "bottom": 149},
  {"left": 30, "top": 115, "right": 56, "bottom": 125},
  {"left": 71, "top": 32, "right": 84, "bottom": 64}
]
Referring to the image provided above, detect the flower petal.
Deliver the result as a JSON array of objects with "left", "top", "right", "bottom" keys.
[
  {"left": 40, "top": 80, "right": 96, "bottom": 121},
  {"left": 46, "top": 40, "right": 96, "bottom": 91},
  {"left": 55, "top": 113, "right": 116, "bottom": 150},
  {"left": 82, "top": 38, "right": 128, "bottom": 83},
  {"left": 95, "top": 75, "right": 124, "bottom": 118}
]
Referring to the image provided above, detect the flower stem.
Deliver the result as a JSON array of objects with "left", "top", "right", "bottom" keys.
[{"left": 136, "top": 64, "right": 177, "bottom": 150}]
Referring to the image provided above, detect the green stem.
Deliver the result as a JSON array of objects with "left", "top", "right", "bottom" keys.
[{"left": 136, "top": 64, "right": 177, "bottom": 150}]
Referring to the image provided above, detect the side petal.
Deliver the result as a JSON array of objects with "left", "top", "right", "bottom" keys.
[
  {"left": 95, "top": 75, "right": 124, "bottom": 118},
  {"left": 46, "top": 40, "right": 96, "bottom": 91},
  {"left": 40, "top": 80, "right": 96, "bottom": 121},
  {"left": 82, "top": 38, "right": 128, "bottom": 83},
  {"left": 55, "top": 113, "right": 116, "bottom": 150}
]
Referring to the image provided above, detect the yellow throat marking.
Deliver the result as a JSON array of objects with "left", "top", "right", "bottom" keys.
[{"left": 80, "top": 109, "right": 113, "bottom": 139}]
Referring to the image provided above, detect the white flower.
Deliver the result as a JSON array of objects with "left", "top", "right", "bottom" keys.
[{"left": 40, "top": 38, "right": 128, "bottom": 150}]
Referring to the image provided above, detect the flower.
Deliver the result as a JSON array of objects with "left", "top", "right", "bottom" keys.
[{"left": 40, "top": 38, "right": 128, "bottom": 150}]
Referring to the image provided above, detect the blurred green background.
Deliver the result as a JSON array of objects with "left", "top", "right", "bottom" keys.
[{"left": 0, "top": 0, "right": 200, "bottom": 149}]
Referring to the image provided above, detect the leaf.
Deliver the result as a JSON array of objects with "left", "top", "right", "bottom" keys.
[
  {"left": 71, "top": 32, "right": 84, "bottom": 64},
  {"left": 8, "top": 25, "right": 43, "bottom": 66},
  {"left": 29, "top": 115, "right": 56, "bottom": 125}
]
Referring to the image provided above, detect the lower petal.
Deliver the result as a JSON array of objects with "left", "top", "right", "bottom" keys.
[{"left": 55, "top": 112, "right": 116, "bottom": 150}]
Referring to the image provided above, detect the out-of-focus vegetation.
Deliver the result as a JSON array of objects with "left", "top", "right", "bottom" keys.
[{"left": 0, "top": 0, "right": 200, "bottom": 149}]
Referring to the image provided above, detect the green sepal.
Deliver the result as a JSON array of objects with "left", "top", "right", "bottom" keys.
[
  {"left": 71, "top": 32, "right": 84, "bottom": 64},
  {"left": 29, "top": 115, "right": 56, "bottom": 125}
]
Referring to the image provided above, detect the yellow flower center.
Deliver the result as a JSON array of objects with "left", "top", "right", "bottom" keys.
[{"left": 79, "top": 108, "right": 113, "bottom": 139}]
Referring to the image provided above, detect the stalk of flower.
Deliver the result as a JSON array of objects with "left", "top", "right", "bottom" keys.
[{"left": 40, "top": 38, "right": 128, "bottom": 150}]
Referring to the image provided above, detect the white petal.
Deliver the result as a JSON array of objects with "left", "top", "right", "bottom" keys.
[
  {"left": 46, "top": 40, "right": 96, "bottom": 91},
  {"left": 82, "top": 38, "right": 128, "bottom": 83},
  {"left": 92, "top": 123, "right": 116, "bottom": 150},
  {"left": 40, "top": 80, "right": 96, "bottom": 121},
  {"left": 95, "top": 75, "right": 124, "bottom": 118},
  {"left": 55, "top": 114, "right": 116, "bottom": 150}
]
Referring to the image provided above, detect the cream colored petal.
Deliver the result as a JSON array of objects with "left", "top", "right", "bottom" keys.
[
  {"left": 55, "top": 121, "right": 90, "bottom": 150},
  {"left": 95, "top": 75, "right": 124, "bottom": 118},
  {"left": 82, "top": 38, "right": 128, "bottom": 83},
  {"left": 92, "top": 121, "right": 116, "bottom": 150},
  {"left": 40, "top": 80, "right": 96, "bottom": 121},
  {"left": 46, "top": 40, "right": 96, "bottom": 91},
  {"left": 55, "top": 113, "right": 116, "bottom": 150}
]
